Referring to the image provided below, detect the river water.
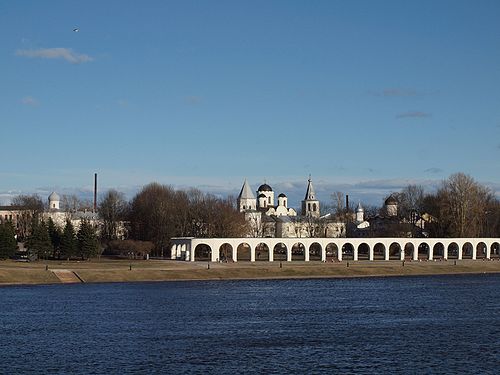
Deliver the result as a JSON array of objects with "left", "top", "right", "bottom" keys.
[{"left": 1, "top": 274, "right": 499, "bottom": 374}]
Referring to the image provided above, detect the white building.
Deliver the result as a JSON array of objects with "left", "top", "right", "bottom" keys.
[{"left": 237, "top": 177, "right": 344, "bottom": 238}]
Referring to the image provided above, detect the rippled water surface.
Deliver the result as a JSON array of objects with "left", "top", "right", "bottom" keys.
[{"left": 1, "top": 274, "right": 499, "bottom": 374}]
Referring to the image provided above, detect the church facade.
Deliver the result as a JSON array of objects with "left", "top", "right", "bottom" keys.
[{"left": 237, "top": 177, "right": 345, "bottom": 238}]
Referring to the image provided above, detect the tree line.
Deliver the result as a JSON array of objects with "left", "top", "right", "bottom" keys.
[
  {"left": 327, "top": 173, "right": 499, "bottom": 238},
  {"left": 1, "top": 173, "right": 498, "bottom": 260},
  {"left": 0, "top": 183, "right": 248, "bottom": 259}
]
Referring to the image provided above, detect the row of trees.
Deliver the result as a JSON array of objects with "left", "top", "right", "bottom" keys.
[
  {"left": 327, "top": 173, "right": 499, "bottom": 238},
  {"left": 96, "top": 184, "right": 249, "bottom": 256},
  {"left": 127, "top": 184, "right": 248, "bottom": 255},
  {"left": 1, "top": 173, "right": 497, "bottom": 260},
  {"left": 411, "top": 173, "right": 499, "bottom": 238},
  {"left": 2, "top": 183, "right": 247, "bottom": 260},
  {"left": 24, "top": 218, "right": 99, "bottom": 260}
]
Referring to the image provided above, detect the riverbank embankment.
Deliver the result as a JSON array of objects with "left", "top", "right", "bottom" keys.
[{"left": 1, "top": 258, "right": 500, "bottom": 286}]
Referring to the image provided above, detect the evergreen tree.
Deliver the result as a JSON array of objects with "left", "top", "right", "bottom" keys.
[
  {"left": 26, "top": 220, "right": 53, "bottom": 260},
  {"left": 47, "top": 217, "right": 62, "bottom": 258},
  {"left": 0, "top": 221, "right": 17, "bottom": 259},
  {"left": 77, "top": 219, "right": 99, "bottom": 260},
  {"left": 60, "top": 220, "right": 77, "bottom": 260}
]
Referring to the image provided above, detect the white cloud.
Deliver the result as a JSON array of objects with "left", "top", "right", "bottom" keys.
[
  {"left": 16, "top": 48, "right": 93, "bottom": 64},
  {"left": 21, "top": 96, "right": 39, "bottom": 106}
]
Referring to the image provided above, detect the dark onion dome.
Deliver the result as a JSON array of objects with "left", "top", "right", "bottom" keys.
[
  {"left": 278, "top": 193, "right": 287, "bottom": 198},
  {"left": 258, "top": 183, "right": 273, "bottom": 192},
  {"left": 385, "top": 195, "right": 398, "bottom": 205},
  {"left": 258, "top": 193, "right": 267, "bottom": 198}
]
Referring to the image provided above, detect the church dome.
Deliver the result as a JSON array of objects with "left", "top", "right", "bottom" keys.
[
  {"left": 258, "top": 183, "right": 273, "bottom": 192},
  {"left": 49, "top": 191, "right": 60, "bottom": 201},
  {"left": 278, "top": 193, "right": 287, "bottom": 198},
  {"left": 385, "top": 195, "right": 397, "bottom": 205}
]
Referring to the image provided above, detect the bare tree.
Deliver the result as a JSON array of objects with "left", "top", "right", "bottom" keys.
[
  {"left": 61, "top": 194, "right": 81, "bottom": 213},
  {"left": 330, "top": 191, "right": 345, "bottom": 218},
  {"left": 396, "top": 185, "right": 425, "bottom": 219},
  {"left": 129, "top": 183, "right": 249, "bottom": 255},
  {"left": 98, "top": 189, "right": 129, "bottom": 241},
  {"left": 11, "top": 194, "right": 44, "bottom": 241},
  {"left": 437, "top": 173, "right": 494, "bottom": 237}
]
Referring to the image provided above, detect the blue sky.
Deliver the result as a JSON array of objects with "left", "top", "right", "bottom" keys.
[{"left": 1, "top": 0, "right": 499, "bottom": 207}]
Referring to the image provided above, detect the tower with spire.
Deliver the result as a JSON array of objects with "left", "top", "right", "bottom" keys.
[
  {"left": 237, "top": 179, "right": 257, "bottom": 212},
  {"left": 301, "top": 176, "right": 320, "bottom": 218}
]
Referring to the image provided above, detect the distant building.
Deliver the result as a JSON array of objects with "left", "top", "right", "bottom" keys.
[
  {"left": 237, "top": 177, "right": 344, "bottom": 238},
  {"left": 0, "top": 192, "right": 126, "bottom": 240},
  {"left": 348, "top": 195, "right": 427, "bottom": 238}
]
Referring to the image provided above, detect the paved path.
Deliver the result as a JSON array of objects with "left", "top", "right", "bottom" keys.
[{"left": 51, "top": 269, "right": 84, "bottom": 283}]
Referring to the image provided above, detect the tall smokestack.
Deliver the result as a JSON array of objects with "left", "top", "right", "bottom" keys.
[
  {"left": 94, "top": 173, "right": 97, "bottom": 213},
  {"left": 346, "top": 194, "right": 349, "bottom": 212}
]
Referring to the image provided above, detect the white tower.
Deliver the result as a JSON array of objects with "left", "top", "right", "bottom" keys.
[
  {"left": 48, "top": 192, "right": 60, "bottom": 210},
  {"left": 385, "top": 195, "right": 398, "bottom": 217},
  {"left": 356, "top": 202, "right": 364, "bottom": 222},
  {"left": 277, "top": 193, "right": 287, "bottom": 208},
  {"left": 301, "top": 176, "right": 320, "bottom": 218},
  {"left": 257, "top": 183, "right": 274, "bottom": 209},
  {"left": 237, "top": 179, "right": 256, "bottom": 212}
]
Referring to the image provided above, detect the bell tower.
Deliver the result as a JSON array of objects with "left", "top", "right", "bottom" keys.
[{"left": 301, "top": 176, "right": 320, "bottom": 218}]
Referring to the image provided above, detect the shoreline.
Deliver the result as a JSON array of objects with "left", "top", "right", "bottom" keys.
[{"left": 1, "top": 258, "right": 500, "bottom": 286}]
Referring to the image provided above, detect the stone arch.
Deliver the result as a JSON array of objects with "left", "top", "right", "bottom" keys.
[
  {"left": 462, "top": 242, "right": 473, "bottom": 259},
  {"left": 404, "top": 243, "right": 414, "bottom": 260},
  {"left": 373, "top": 242, "right": 385, "bottom": 260},
  {"left": 418, "top": 242, "right": 430, "bottom": 260},
  {"left": 219, "top": 243, "right": 233, "bottom": 262},
  {"left": 194, "top": 244, "right": 212, "bottom": 261},
  {"left": 448, "top": 242, "right": 459, "bottom": 259},
  {"left": 342, "top": 243, "right": 354, "bottom": 260},
  {"left": 292, "top": 242, "right": 306, "bottom": 261},
  {"left": 358, "top": 243, "right": 370, "bottom": 260},
  {"left": 254, "top": 242, "right": 269, "bottom": 261},
  {"left": 476, "top": 242, "right": 487, "bottom": 259},
  {"left": 273, "top": 242, "right": 287, "bottom": 261},
  {"left": 237, "top": 243, "right": 251, "bottom": 261},
  {"left": 491, "top": 242, "right": 500, "bottom": 258},
  {"left": 389, "top": 242, "right": 401, "bottom": 260},
  {"left": 326, "top": 243, "right": 339, "bottom": 261},
  {"left": 433, "top": 242, "right": 444, "bottom": 259},
  {"left": 255, "top": 242, "right": 270, "bottom": 261},
  {"left": 309, "top": 242, "right": 322, "bottom": 261}
]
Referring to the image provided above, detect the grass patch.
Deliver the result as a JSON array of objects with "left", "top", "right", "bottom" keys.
[{"left": 1, "top": 258, "right": 500, "bottom": 285}]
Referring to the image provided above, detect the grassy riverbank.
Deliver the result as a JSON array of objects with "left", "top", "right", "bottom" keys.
[{"left": 1, "top": 258, "right": 500, "bottom": 286}]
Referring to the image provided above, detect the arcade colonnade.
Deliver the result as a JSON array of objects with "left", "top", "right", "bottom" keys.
[{"left": 170, "top": 237, "right": 500, "bottom": 262}]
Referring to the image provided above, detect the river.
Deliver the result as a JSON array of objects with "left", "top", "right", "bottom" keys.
[{"left": 1, "top": 274, "right": 499, "bottom": 374}]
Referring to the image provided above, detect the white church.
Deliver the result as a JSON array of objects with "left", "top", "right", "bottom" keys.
[{"left": 237, "top": 177, "right": 344, "bottom": 238}]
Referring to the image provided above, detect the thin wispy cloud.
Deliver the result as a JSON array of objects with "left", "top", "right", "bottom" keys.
[
  {"left": 424, "top": 167, "right": 443, "bottom": 174},
  {"left": 16, "top": 48, "right": 93, "bottom": 64},
  {"left": 21, "top": 96, "right": 39, "bottom": 106},
  {"left": 371, "top": 88, "right": 418, "bottom": 97},
  {"left": 369, "top": 88, "right": 438, "bottom": 97},
  {"left": 396, "top": 111, "right": 431, "bottom": 119}
]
